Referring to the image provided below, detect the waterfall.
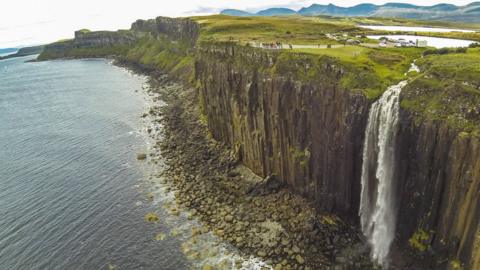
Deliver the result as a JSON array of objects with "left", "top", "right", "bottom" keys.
[{"left": 359, "top": 80, "right": 408, "bottom": 267}]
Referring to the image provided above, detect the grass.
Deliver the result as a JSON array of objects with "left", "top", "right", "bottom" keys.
[
  {"left": 193, "top": 15, "right": 480, "bottom": 45},
  {"left": 37, "top": 14, "right": 480, "bottom": 120},
  {"left": 193, "top": 15, "right": 437, "bottom": 99},
  {"left": 37, "top": 44, "right": 131, "bottom": 60},
  {"left": 401, "top": 48, "right": 480, "bottom": 135},
  {"left": 125, "top": 35, "right": 194, "bottom": 81},
  {"left": 77, "top": 29, "right": 91, "bottom": 34},
  {"left": 192, "top": 15, "right": 361, "bottom": 45},
  {"left": 292, "top": 46, "right": 424, "bottom": 99}
]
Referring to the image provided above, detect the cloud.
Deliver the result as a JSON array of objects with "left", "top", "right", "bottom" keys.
[
  {"left": 185, "top": 6, "right": 221, "bottom": 15},
  {"left": 0, "top": 20, "right": 55, "bottom": 31}
]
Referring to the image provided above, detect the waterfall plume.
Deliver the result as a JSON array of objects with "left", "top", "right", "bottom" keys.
[{"left": 359, "top": 80, "right": 407, "bottom": 267}]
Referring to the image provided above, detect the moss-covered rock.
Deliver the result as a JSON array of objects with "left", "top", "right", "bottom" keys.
[{"left": 144, "top": 212, "right": 159, "bottom": 223}]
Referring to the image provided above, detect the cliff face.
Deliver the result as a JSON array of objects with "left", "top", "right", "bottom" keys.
[
  {"left": 396, "top": 101, "right": 480, "bottom": 269},
  {"left": 72, "top": 30, "right": 137, "bottom": 47},
  {"left": 196, "top": 43, "right": 480, "bottom": 268},
  {"left": 131, "top": 17, "right": 199, "bottom": 44},
  {"left": 195, "top": 44, "right": 370, "bottom": 220},
  {"left": 38, "top": 16, "right": 199, "bottom": 66},
  {"left": 35, "top": 16, "right": 480, "bottom": 268},
  {"left": 38, "top": 30, "right": 136, "bottom": 60}
]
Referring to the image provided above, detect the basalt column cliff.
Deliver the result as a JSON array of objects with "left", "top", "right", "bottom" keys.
[
  {"left": 195, "top": 44, "right": 370, "bottom": 220},
  {"left": 37, "top": 16, "right": 480, "bottom": 269}
]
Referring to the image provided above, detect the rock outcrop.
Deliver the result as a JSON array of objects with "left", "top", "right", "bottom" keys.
[
  {"left": 196, "top": 43, "right": 480, "bottom": 268},
  {"left": 131, "top": 17, "right": 199, "bottom": 45},
  {"left": 38, "top": 30, "right": 137, "bottom": 60},
  {"left": 72, "top": 30, "right": 137, "bottom": 47},
  {"left": 395, "top": 107, "right": 480, "bottom": 269}
]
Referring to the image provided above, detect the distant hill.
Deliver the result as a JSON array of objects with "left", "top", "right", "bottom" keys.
[
  {"left": 0, "top": 45, "right": 44, "bottom": 61},
  {"left": 220, "top": 9, "right": 253, "bottom": 17},
  {"left": 0, "top": 48, "right": 18, "bottom": 55},
  {"left": 257, "top": 8, "right": 296, "bottom": 16},
  {"left": 220, "top": 2, "right": 480, "bottom": 23}
]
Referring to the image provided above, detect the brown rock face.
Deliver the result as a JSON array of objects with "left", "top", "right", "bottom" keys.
[
  {"left": 396, "top": 108, "right": 480, "bottom": 269},
  {"left": 39, "top": 30, "right": 137, "bottom": 60},
  {"left": 72, "top": 30, "right": 137, "bottom": 47},
  {"left": 131, "top": 17, "right": 199, "bottom": 44},
  {"left": 196, "top": 43, "right": 480, "bottom": 268},
  {"left": 195, "top": 44, "right": 370, "bottom": 220}
]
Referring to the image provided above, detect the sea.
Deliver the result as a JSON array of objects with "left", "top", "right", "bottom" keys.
[
  {"left": 0, "top": 55, "right": 190, "bottom": 269},
  {"left": 0, "top": 55, "right": 270, "bottom": 270}
]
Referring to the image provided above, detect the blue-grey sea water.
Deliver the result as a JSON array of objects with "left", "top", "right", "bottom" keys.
[{"left": 0, "top": 56, "right": 189, "bottom": 269}]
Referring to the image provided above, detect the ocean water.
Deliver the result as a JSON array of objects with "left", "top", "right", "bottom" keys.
[{"left": 0, "top": 56, "right": 189, "bottom": 269}]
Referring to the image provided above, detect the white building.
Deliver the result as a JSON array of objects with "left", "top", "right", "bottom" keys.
[{"left": 416, "top": 40, "right": 428, "bottom": 47}]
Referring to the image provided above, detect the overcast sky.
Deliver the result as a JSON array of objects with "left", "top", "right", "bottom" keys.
[{"left": 0, "top": 0, "right": 475, "bottom": 48}]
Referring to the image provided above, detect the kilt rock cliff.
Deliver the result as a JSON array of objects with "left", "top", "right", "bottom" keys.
[{"left": 36, "top": 16, "right": 480, "bottom": 269}]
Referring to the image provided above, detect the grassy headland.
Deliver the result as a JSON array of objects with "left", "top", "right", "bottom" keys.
[
  {"left": 402, "top": 48, "right": 480, "bottom": 135},
  {"left": 192, "top": 15, "right": 360, "bottom": 44},
  {"left": 37, "top": 15, "right": 480, "bottom": 112}
]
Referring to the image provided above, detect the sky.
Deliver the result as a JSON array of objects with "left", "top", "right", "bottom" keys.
[{"left": 0, "top": 0, "right": 476, "bottom": 48}]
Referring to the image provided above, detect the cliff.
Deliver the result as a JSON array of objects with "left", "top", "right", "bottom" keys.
[
  {"left": 35, "top": 15, "right": 480, "bottom": 269},
  {"left": 394, "top": 52, "right": 480, "bottom": 269},
  {"left": 195, "top": 43, "right": 480, "bottom": 268},
  {"left": 38, "top": 17, "right": 199, "bottom": 81},
  {"left": 38, "top": 30, "right": 137, "bottom": 60},
  {"left": 131, "top": 17, "right": 199, "bottom": 45},
  {"left": 396, "top": 109, "right": 480, "bottom": 269},
  {"left": 195, "top": 43, "right": 370, "bottom": 220}
]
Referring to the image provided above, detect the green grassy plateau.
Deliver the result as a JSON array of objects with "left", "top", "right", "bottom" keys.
[
  {"left": 402, "top": 48, "right": 480, "bottom": 135},
  {"left": 37, "top": 15, "right": 480, "bottom": 133}
]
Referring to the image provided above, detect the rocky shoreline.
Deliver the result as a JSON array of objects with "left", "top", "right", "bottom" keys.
[{"left": 135, "top": 71, "right": 376, "bottom": 270}]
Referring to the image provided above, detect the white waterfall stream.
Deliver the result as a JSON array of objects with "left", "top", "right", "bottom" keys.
[{"left": 359, "top": 80, "right": 409, "bottom": 267}]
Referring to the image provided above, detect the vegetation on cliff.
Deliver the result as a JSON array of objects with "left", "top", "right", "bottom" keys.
[
  {"left": 292, "top": 46, "right": 423, "bottom": 99},
  {"left": 123, "top": 35, "right": 194, "bottom": 81},
  {"left": 37, "top": 44, "right": 132, "bottom": 61},
  {"left": 193, "top": 15, "right": 359, "bottom": 44},
  {"left": 401, "top": 48, "right": 480, "bottom": 136},
  {"left": 36, "top": 15, "right": 480, "bottom": 133},
  {"left": 37, "top": 30, "right": 136, "bottom": 61}
]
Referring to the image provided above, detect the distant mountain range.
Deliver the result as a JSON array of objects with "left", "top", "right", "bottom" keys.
[
  {"left": 0, "top": 45, "right": 44, "bottom": 61},
  {"left": 220, "top": 2, "right": 480, "bottom": 23},
  {"left": 0, "top": 48, "right": 18, "bottom": 55}
]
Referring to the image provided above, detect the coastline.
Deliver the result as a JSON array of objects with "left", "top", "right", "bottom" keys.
[
  {"left": 134, "top": 73, "right": 274, "bottom": 269},
  {"left": 130, "top": 63, "right": 375, "bottom": 269}
]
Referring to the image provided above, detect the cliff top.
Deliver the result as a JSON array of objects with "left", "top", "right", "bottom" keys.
[
  {"left": 36, "top": 15, "right": 480, "bottom": 134},
  {"left": 402, "top": 47, "right": 480, "bottom": 136},
  {"left": 192, "top": 15, "right": 358, "bottom": 45},
  {"left": 192, "top": 15, "right": 480, "bottom": 44}
]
